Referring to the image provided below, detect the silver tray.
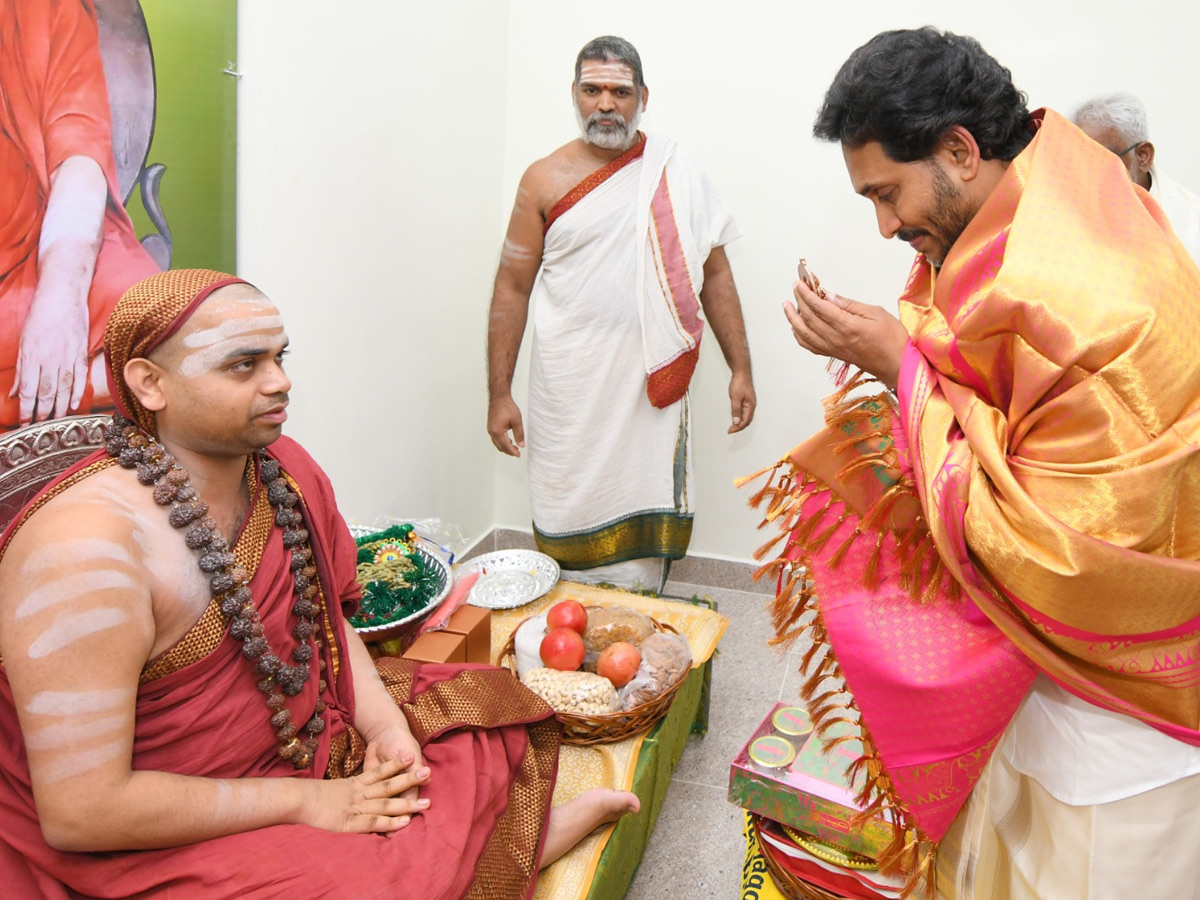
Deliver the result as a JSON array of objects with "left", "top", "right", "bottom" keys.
[
  {"left": 348, "top": 526, "right": 452, "bottom": 640},
  {"left": 461, "top": 549, "right": 560, "bottom": 610}
]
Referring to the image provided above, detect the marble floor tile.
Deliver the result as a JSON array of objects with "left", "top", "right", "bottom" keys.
[
  {"left": 663, "top": 582, "right": 792, "bottom": 791},
  {"left": 668, "top": 555, "right": 765, "bottom": 594},
  {"left": 589, "top": 581, "right": 783, "bottom": 899},
  {"left": 624, "top": 780, "right": 747, "bottom": 900}
]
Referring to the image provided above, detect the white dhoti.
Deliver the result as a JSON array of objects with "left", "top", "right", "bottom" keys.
[
  {"left": 526, "top": 133, "right": 736, "bottom": 589},
  {"left": 938, "top": 678, "right": 1200, "bottom": 899}
]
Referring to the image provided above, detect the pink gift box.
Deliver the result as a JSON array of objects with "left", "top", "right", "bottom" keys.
[{"left": 728, "top": 701, "right": 895, "bottom": 859}]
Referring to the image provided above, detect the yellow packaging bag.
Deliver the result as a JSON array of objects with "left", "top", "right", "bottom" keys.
[{"left": 741, "top": 812, "right": 791, "bottom": 900}]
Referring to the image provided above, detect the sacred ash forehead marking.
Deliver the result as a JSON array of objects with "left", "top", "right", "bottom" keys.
[
  {"left": 28, "top": 607, "right": 130, "bottom": 659},
  {"left": 26, "top": 687, "right": 133, "bottom": 717},
  {"left": 182, "top": 313, "right": 285, "bottom": 349},
  {"left": 178, "top": 323, "right": 288, "bottom": 378},
  {"left": 578, "top": 61, "right": 636, "bottom": 88},
  {"left": 16, "top": 569, "right": 140, "bottom": 620},
  {"left": 24, "top": 713, "right": 125, "bottom": 750}
]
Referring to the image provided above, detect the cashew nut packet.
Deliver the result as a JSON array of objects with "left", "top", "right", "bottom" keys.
[{"left": 521, "top": 667, "right": 621, "bottom": 716}]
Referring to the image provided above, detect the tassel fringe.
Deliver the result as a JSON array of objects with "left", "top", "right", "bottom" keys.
[
  {"left": 769, "top": 574, "right": 938, "bottom": 899},
  {"left": 825, "top": 356, "right": 853, "bottom": 386},
  {"left": 737, "top": 373, "right": 957, "bottom": 899}
]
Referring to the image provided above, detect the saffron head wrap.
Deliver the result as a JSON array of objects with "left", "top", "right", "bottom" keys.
[{"left": 103, "top": 269, "right": 250, "bottom": 435}]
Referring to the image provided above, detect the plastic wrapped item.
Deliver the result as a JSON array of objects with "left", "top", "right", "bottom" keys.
[
  {"left": 351, "top": 516, "right": 470, "bottom": 565},
  {"left": 512, "top": 613, "right": 549, "bottom": 678},
  {"left": 348, "top": 518, "right": 474, "bottom": 644},
  {"left": 521, "top": 667, "right": 620, "bottom": 716},
  {"left": 416, "top": 570, "right": 479, "bottom": 637},
  {"left": 619, "top": 631, "right": 692, "bottom": 710},
  {"left": 583, "top": 607, "right": 655, "bottom": 653}
]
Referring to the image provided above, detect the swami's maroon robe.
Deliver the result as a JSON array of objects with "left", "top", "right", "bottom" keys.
[{"left": 0, "top": 436, "right": 558, "bottom": 898}]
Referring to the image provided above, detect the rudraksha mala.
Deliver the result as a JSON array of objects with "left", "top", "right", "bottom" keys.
[{"left": 105, "top": 415, "right": 327, "bottom": 769}]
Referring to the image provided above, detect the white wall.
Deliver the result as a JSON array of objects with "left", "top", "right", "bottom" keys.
[
  {"left": 237, "top": 0, "right": 509, "bottom": 545},
  {"left": 496, "top": 0, "right": 1200, "bottom": 562},
  {"left": 237, "top": 1, "right": 1200, "bottom": 563}
]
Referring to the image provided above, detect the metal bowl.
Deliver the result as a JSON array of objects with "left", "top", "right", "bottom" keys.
[{"left": 348, "top": 528, "right": 452, "bottom": 643}]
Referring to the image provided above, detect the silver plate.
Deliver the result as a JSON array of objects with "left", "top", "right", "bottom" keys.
[{"left": 462, "top": 549, "right": 560, "bottom": 610}]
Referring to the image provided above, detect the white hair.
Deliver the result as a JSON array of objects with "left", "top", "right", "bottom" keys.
[{"left": 1071, "top": 93, "right": 1150, "bottom": 144}]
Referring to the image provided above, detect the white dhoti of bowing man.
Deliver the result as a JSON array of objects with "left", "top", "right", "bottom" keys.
[
  {"left": 939, "top": 675, "right": 1200, "bottom": 898},
  {"left": 527, "top": 133, "right": 737, "bottom": 589}
]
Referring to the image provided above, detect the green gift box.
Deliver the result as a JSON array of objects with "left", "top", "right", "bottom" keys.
[{"left": 727, "top": 701, "right": 894, "bottom": 859}]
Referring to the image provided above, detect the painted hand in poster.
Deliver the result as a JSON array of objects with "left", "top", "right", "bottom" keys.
[
  {"left": 12, "top": 156, "right": 108, "bottom": 424},
  {"left": 0, "top": 0, "right": 162, "bottom": 429}
]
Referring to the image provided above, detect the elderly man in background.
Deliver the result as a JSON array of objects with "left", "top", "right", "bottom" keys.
[
  {"left": 1073, "top": 92, "right": 1200, "bottom": 263},
  {"left": 487, "top": 35, "right": 755, "bottom": 592},
  {"left": 747, "top": 26, "right": 1200, "bottom": 898}
]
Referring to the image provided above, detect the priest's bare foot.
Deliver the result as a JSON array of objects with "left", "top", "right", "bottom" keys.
[{"left": 539, "top": 788, "right": 641, "bottom": 868}]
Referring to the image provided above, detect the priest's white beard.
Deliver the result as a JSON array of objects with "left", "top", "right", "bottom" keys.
[{"left": 575, "top": 101, "right": 643, "bottom": 151}]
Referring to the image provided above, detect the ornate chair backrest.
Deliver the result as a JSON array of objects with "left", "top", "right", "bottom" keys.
[{"left": 0, "top": 416, "right": 111, "bottom": 536}]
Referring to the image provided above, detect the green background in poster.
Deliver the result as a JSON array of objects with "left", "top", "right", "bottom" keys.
[{"left": 124, "top": 0, "right": 237, "bottom": 272}]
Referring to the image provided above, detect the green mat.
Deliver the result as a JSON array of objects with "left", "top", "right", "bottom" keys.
[{"left": 583, "top": 643, "right": 714, "bottom": 899}]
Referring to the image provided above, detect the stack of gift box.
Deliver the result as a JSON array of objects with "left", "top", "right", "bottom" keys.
[
  {"left": 401, "top": 604, "right": 492, "bottom": 664},
  {"left": 728, "top": 702, "right": 906, "bottom": 899}
]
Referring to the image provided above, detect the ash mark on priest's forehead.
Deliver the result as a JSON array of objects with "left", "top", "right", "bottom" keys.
[
  {"left": 578, "top": 62, "right": 636, "bottom": 88},
  {"left": 182, "top": 314, "right": 285, "bottom": 349},
  {"left": 178, "top": 328, "right": 288, "bottom": 377}
]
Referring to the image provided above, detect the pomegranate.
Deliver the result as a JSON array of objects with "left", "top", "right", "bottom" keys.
[
  {"left": 596, "top": 641, "right": 641, "bottom": 688},
  {"left": 540, "top": 627, "right": 586, "bottom": 671},
  {"left": 546, "top": 599, "right": 588, "bottom": 635}
]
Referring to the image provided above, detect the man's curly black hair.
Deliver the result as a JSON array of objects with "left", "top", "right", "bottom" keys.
[{"left": 814, "top": 27, "right": 1032, "bottom": 163}]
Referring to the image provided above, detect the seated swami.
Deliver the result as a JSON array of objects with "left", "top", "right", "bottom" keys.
[{"left": 0, "top": 268, "right": 636, "bottom": 899}]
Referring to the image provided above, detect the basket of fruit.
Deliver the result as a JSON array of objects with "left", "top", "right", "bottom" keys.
[{"left": 498, "top": 599, "right": 694, "bottom": 745}]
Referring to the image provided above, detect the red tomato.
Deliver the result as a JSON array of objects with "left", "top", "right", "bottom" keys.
[
  {"left": 540, "top": 627, "right": 586, "bottom": 671},
  {"left": 597, "top": 641, "right": 641, "bottom": 688},
  {"left": 546, "top": 599, "right": 588, "bottom": 635}
]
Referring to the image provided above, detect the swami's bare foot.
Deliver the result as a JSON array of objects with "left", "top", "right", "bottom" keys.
[{"left": 539, "top": 788, "right": 641, "bottom": 868}]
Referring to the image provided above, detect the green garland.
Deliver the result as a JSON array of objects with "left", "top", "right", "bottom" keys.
[{"left": 349, "top": 524, "right": 444, "bottom": 628}]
